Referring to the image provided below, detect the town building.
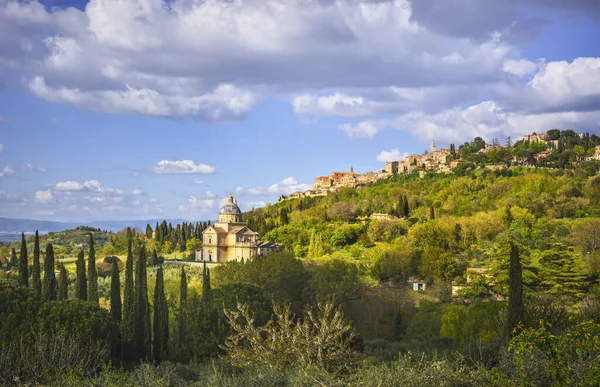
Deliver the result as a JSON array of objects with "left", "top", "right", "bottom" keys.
[{"left": 196, "top": 195, "right": 282, "bottom": 263}]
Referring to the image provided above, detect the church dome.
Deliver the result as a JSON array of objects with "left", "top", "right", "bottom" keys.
[{"left": 220, "top": 194, "right": 241, "bottom": 214}]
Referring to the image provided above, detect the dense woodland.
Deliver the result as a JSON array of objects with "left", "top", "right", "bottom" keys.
[{"left": 2, "top": 130, "right": 600, "bottom": 386}]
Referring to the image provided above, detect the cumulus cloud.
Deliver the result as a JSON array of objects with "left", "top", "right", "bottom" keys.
[
  {"left": 153, "top": 160, "right": 215, "bottom": 174},
  {"left": 35, "top": 190, "right": 53, "bottom": 203},
  {"left": 33, "top": 179, "right": 162, "bottom": 219},
  {"left": 244, "top": 177, "right": 311, "bottom": 196},
  {"left": 178, "top": 191, "right": 220, "bottom": 219},
  {"left": 377, "top": 149, "right": 409, "bottom": 163},
  {"left": 0, "top": 0, "right": 521, "bottom": 121},
  {"left": 503, "top": 59, "right": 538, "bottom": 77},
  {"left": 339, "top": 121, "right": 379, "bottom": 139}
]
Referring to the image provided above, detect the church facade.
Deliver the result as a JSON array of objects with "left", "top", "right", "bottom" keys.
[{"left": 195, "top": 195, "right": 282, "bottom": 263}]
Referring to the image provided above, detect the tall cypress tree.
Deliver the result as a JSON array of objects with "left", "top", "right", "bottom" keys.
[
  {"left": 9, "top": 248, "right": 18, "bottom": 269},
  {"left": 75, "top": 250, "right": 87, "bottom": 300},
  {"left": 134, "top": 247, "right": 151, "bottom": 360},
  {"left": 88, "top": 233, "right": 99, "bottom": 303},
  {"left": 180, "top": 266, "right": 187, "bottom": 305},
  {"left": 18, "top": 232, "right": 28, "bottom": 287},
  {"left": 507, "top": 243, "right": 524, "bottom": 339},
  {"left": 403, "top": 196, "right": 410, "bottom": 218},
  {"left": 177, "top": 266, "right": 188, "bottom": 359},
  {"left": 42, "top": 243, "right": 57, "bottom": 302},
  {"left": 122, "top": 239, "right": 136, "bottom": 362},
  {"left": 202, "top": 262, "right": 211, "bottom": 304},
  {"left": 32, "top": 230, "right": 41, "bottom": 296},
  {"left": 110, "top": 260, "right": 122, "bottom": 322},
  {"left": 58, "top": 263, "right": 68, "bottom": 301},
  {"left": 429, "top": 206, "right": 435, "bottom": 220},
  {"left": 153, "top": 266, "right": 169, "bottom": 362}
]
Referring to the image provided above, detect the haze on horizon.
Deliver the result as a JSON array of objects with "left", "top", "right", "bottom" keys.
[{"left": 1, "top": 0, "right": 599, "bottom": 222}]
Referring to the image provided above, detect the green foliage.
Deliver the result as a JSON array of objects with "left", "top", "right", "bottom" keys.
[
  {"left": 222, "top": 302, "right": 361, "bottom": 373},
  {"left": 153, "top": 266, "right": 169, "bottom": 362},
  {"left": 0, "top": 280, "right": 41, "bottom": 343},
  {"left": 110, "top": 260, "right": 121, "bottom": 322},
  {"left": 121, "top": 239, "right": 135, "bottom": 363},
  {"left": 42, "top": 243, "right": 57, "bottom": 302},
  {"left": 32, "top": 230, "right": 41, "bottom": 297},
  {"left": 508, "top": 321, "right": 600, "bottom": 386},
  {"left": 213, "top": 283, "right": 274, "bottom": 327},
  {"left": 309, "top": 258, "right": 363, "bottom": 307},
  {"left": 134, "top": 247, "right": 151, "bottom": 360},
  {"left": 507, "top": 243, "right": 524, "bottom": 339},
  {"left": 58, "top": 263, "right": 68, "bottom": 301},
  {"left": 75, "top": 250, "right": 87, "bottom": 300},
  {"left": 88, "top": 233, "right": 99, "bottom": 303},
  {"left": 18, "top": 233, "right": 28, "bottom": 287}
]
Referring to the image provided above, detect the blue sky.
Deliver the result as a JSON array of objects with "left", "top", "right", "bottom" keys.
[{"left": 0, "top": 0, "right": 599, "bottom": 222}]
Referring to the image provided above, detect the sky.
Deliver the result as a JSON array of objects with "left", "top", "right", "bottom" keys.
[{"left": 0, "top": 0, "right": 600, "bottom": 222}]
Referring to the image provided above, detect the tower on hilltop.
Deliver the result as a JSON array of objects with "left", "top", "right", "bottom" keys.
[{"left": 430, "top": 140, "right": 437, "bottom": 153}]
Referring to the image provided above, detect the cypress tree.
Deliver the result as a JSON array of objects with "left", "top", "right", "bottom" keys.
[
  {"left": 151, "top": 249, "right": 159, "bottom": 266},
  {"left": 110, "top": 260, "right": 122, "bottom": 322},
  {"left": 153, "top": 266, "right": 169, "bottom": 362},
  {"left": 180, "top": 266, "right": 187, "bottom": 305},
  {"left": 177, "top": 266, "right": 187, "bottom": 359},
  {"left": 122, "top": 239, "right": 136, "bottom": 362},
  {"left": 88, "top": 233, "right": 99, "bottom": 303},
  {"left": 9, "top": 248, "right": 18, "bottom": 269},
  {"left": 403, "top": 196, "right": 410, "bottom": 218},
  {"left": 75, "top": 250, "right": 87, "bottom": 300},
  {"left": 134, "top": 247, "right": 151, "bottom": 360},
  {"left": 202, "top": 262, "right": 211, "bottom": 304},
  {"left": 58, "top": 262, "right": 68, "bottom": 301},
  {"left": 430, "top": 206, "right": 435, "bottom": 220},
  {"left": 42, "top": 243, "right": 57, "bottom": 302},
  {"left": 507, "top": 243, "right": 524, "bottom": 339},
  {"left": 32, "top": 230, "right": 41, "bottom": 296},
  {"left": 18, "top": 232, "right": 28, "bottom": 287}
]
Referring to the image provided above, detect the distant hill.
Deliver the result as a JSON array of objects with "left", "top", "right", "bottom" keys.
[{"left": 0, "top": 217, "right": 196, "bottom": 241}]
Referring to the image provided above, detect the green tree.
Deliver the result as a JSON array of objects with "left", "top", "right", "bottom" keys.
[
  {"left": 121, "top": 239, "right": 135, "bottom": 362},
  {"left": 429, "top": 206, "right": 435, "bottom": 220},
  {"left": 153, "top": 266, "right": 169, "bottom": 362},
  {"left": 310, "top": 258, "right": 363, "bottom": 308},
  {"left": 176, "top": 266, "right": 188, "bottom": 358},
  {"left": 75, "top": 250, "right": 87, "bottom": 300},
  {"left": 9, "top": 248, "right": 17, "bottom": 269},
  {"left": 507, "top": 243, "right": 524, "bottom": 339},
  {"left": 42, "top": 243, "right": 57, "bottom": 302},
  {"left": 279, "top": 207, "right": 288, "bottom": 225},
  {"left": 88, "top": 233, "right": 98, "bottom": 303},
  {"left": 134, "top": 247, "right": 151, "bottom": 360},
  {"left": 18, "top": 232, "right": 28, "bottom": 287},
  {"left": 58, "top": 263, "right": 68, "bottom": 301},
  {"left": 31, "top": 230, "right": 41, "bottom": 296},
  {"left": 145, "top": 224, "right": 153, "bottom": 240},
  {"left": 110, "top": 260, "right": 121, "bottom": 322}
]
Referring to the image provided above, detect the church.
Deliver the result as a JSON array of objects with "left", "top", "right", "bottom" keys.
[{"left": 195, "top": 194, "right": 282, "bottom": 263}]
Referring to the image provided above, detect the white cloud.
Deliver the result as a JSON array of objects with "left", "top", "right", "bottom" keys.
[
  {"left": 0, "top": 0, "right": 520, "bottom": 121},
  {"left": 55, "top": 180, "right": 84, "bottom": 191},
  {"left": 0, "top": 191, "right": 24, "bottom": 203},
  {"left": 35, "top": 190, "right": 53, "bottom": 203},
  {"left": 339, "top": 121, "right": 380, "bottom": 139},
  {"left": 178, "top": 191, "right": 220, "bottom": 219},
  {"left": 245, "top": 176, "right": 310, "bottom": 196},
  {"left": 503, "top": 59, "right": 538, "bottom": 77},
  {"left": 132, "top": 188, "right": 143, "bottom": 195},
  {"left": 153, "top": 160, "right": 215, "bottom": 174},
  {"left": 377, "top": 149, "right": 409, "bottom": 163},
  {"left": 0, "top": 165, "right": 14, "bottom": 178}
]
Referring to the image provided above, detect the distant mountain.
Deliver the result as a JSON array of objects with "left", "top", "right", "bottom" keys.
[{"left": 0, "top": 217, "right": 199, "bottom": 237}]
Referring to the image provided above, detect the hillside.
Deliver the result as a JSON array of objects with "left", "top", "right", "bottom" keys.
[{"left": 242, "top": 163, "right": 600, "bottom": 298}]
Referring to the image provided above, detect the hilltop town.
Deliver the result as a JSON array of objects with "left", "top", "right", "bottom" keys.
[{"left": 282, "top": 130, "right": 600, "bottom": 200}]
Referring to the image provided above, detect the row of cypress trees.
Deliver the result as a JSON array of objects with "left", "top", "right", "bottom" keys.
[
  {"left": 14, "top": 230, "right": 200, "bottom": 364},
  {"left": 118, "top": 239, "right": 172, "bottom": 363},
  {"left": 16, "top": 231, "right": 101, "bottom": 304}
]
